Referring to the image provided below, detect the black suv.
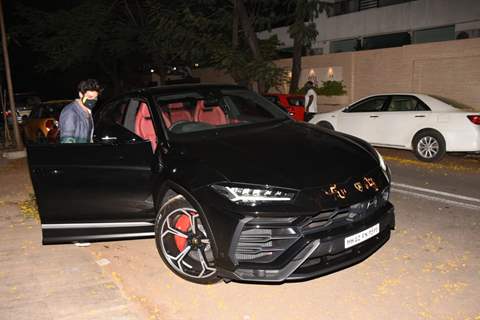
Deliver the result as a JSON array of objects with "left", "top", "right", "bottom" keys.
[{"left": 27, "top": 84, "right": 395, "bottom": 284}]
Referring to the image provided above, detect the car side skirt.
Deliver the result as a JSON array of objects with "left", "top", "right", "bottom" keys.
[{"left": 41, "top": 221, "right": 155, "bottom": 244}]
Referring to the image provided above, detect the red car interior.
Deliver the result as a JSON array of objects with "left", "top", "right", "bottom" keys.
[
  {"left": 135, "top": 102, "right": 157, "bottom": 151},
  {"left": 193, "top": 100, "right": 228, "bottom": 125},
  {"left": 168, "top": 102, "right": 193, "bottom": 123}
]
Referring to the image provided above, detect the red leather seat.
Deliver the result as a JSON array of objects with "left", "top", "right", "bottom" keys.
[
  {"left": 161, "top": 111, "right": 171, "bottom": 128},
  {"left": 168, "top": 102, "right": 192, "bottom": 124},
  {"left": 194, "top": 100, "right": 227, "bottom": 125},
  {"left": 135, "top": 102, "right": 157, "bottom": 151}
]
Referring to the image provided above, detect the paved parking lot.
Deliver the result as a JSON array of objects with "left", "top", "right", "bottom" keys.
[{"left": 1, "top": 150, "right": 479, "bottom": 320}]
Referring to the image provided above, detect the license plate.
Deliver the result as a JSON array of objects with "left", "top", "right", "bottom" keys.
[{"left": 344, "top": 223, "right": 380, "bottom": 249}]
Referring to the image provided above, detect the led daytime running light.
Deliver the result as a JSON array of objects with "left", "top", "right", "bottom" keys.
[{"left": 212, "top": 185, "right": 296, "bottom": 203}]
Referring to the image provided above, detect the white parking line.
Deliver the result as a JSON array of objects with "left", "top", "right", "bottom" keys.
[
  {"left": 392, "top": 188, "right": 480, "bottom": 211},
  {"left": 391, "top": 182, "right": 480, "bottom": 203}
]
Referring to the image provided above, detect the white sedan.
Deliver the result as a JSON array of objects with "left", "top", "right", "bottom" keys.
[{"left": 309, "top": 93, "right": 480, "bottom": 162}]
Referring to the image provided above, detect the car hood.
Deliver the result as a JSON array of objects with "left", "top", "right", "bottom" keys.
[{"left": 171, "top": 121, "right": 379, "bottom": 189}]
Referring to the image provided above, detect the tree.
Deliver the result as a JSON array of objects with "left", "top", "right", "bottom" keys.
[
  {"left": 14, "top": 0, "right": 142, "bottom": 95},
  {"left": 288, "top": 0, "right": 328, "bottom": 93},
  {"left": 209, "top": 0, "right": 287, "bottom": 93}
]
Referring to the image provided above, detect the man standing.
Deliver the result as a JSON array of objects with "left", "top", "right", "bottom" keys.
[
  {"left": 304, "top": 81, "right": 318, "bottom": 122},
  {"left": 59, "top": 79, "right": 101, "bottom": 143}
]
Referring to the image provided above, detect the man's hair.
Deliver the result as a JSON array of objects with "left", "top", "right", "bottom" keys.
[
  {"left": 78, "top": 79, "right": 102, "bottom": 94},
  {"left": 306, "top": 81, "right": 314, "bottom": 87}
]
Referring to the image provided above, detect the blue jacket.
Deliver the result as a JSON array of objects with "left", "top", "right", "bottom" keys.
[{"left": 59, "top": 100, "right": 93, "bottom": 143}]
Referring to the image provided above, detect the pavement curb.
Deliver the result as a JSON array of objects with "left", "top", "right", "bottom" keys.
[{"left": 2, "top": 150, "right": 27, "bottom": 159}]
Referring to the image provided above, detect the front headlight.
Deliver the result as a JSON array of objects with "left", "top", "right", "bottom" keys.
[{"left": 211, "top": 184, "right": 297, "bottom": 205}]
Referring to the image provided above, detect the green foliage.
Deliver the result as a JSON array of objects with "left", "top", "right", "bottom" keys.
[
  {"left": 209, "top": 35, "right": 287, "bottom": 92},
  {"left": 13, "top": 0, "right": 290, "bottom": 91},
  {"left": 317, "top": 80, "right": 347, "bottom": 96},
  {"left": 294, "top": 80, "right": 347, "bottom": 96}
]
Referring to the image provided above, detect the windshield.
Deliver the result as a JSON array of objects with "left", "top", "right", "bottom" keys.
[{"left": 155, "top": 88, "right": 289, "bottom": 135}]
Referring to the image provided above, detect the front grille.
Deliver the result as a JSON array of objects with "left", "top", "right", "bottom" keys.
[
  {"left": 232, "top": 188, "right": 389, "bottom": 265},
  {"left": 302, "top": 187, "right": 389, "bottom": 233}
]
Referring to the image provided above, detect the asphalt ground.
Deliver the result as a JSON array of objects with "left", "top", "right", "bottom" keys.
[{"left": 0, "top": 148, "right": 479, "bottom": 320}]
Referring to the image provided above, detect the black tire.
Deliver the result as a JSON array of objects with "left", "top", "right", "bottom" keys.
[
  {"left": 316, "top": 121, "right": 334, "bottom": 130},
  {"left": 154, "top": 195, "right": 219, "bottom": 284},
  {"left": 412, "top": 129, "right": 446, "bottom": 162}
]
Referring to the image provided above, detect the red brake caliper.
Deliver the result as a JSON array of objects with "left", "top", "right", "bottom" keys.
[{"left": 174, "top": 214, "right": 191, "bottom": 251}]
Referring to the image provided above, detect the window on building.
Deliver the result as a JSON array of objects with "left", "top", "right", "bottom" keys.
[
  {"left": 363, "top": 32, "right": 411, "bottom": 50},
  {"left": 330, "top": 38, "right": 359, "bottom": 53},
  {"left": 413, "top": 25, "right": 455, "bottom": 44}
]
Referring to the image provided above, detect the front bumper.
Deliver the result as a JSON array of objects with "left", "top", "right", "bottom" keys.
[{"left": 217, "top": 202, "right": 395, "bottom": 282}]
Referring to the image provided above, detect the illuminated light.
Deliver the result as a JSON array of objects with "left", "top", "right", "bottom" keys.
[
  {"left": 194, "top": 63, "right": 199, "bottom": 67},
  {"left": 363, "top": 177, "right": 379, "bottom": 191},
  {"left": 325, "top": 184, "right": 348, "bottom": 199},
  {"left": 172, "top": 67, "right": 177, "bottom": 71},
  {"left": 215, "top": 186, "right": 295, "bottom": 203},
  {"left": 150, "top": 69, "right": 155, "bottom": 73},
  {"left": 309, "top": 69, "right": 315, "bottom": 76},
  {"left": 288, "top": 71, "right": 292, "bottom": 78},
  {"left": 328, "top": 67, "right": 334, "bottom": 79},
  {"left": 354, "top": 182, "right": 364, "bottom": 192}
]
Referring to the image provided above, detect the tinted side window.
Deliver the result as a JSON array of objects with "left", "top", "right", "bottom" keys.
[
  {"left": 386, "top": 96, "right": 430, "bottom": 112},
  {"left": 264, "top": 96, "right": 279, "bottom": 105},
  {"left": 348, "top": 96, "right": 388, "bottom": 112},
  {"left": 95, "top": 99, "right": 140, "bottom": 143},
  {"left": 287, "top": 97, "right": 304, "bottom": 106}
]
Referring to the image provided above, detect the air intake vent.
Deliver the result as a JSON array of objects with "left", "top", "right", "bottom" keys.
[
  {"left": 359, "top": 0, "right": 378, "bottom": 10},
  {"left": 234, "top": 224, "right": 299, "bottom": 263}
]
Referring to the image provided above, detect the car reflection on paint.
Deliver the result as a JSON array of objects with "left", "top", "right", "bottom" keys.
[{"left": 27, "top": 84, "right": 395, "bottom": 284}]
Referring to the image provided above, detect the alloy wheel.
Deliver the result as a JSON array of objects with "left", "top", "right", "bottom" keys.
[
  {"left": 417, "top": 136, "right": 439, "bottom": 159},
  {"left": 159, "top": 207, "right": 216, "bottom": 279}
]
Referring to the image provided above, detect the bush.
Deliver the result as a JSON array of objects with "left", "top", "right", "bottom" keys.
[
  {"left": 295, "top": 80, "right": 347, "bottom": 96},
  {"left": 316, "top": 80, "right": 347, "bottom": 96}
]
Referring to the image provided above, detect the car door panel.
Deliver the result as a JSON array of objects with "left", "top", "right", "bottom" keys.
[
  {"left": 337, "top": 96, "right": 389, "bottom": 142},
  {"left": 27, "top": 97, "right": 163, "bottom": 244},
  {"left": 27, "top": 140, "right": 157, "bottom": 243},
  {"left": 371, "top": 96, "right": 432, "bottom": 148}
]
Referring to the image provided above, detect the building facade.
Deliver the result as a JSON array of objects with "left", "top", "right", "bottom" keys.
[{"left": 258, "top": 0, "right": 480, "bottom": 56}]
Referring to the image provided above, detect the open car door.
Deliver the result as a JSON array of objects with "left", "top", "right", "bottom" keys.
[{"left": 27, "top": 98, "right": 161, "bottom": 244}]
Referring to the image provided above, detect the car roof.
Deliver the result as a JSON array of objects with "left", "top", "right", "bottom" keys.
[
  {"left": 350, "top": 93, "right": 455, "bottom": 112},
  {"left": 125, "top": 83, "right": 246, "bottom": 97}
]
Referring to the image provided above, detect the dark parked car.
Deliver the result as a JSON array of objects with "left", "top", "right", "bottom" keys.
[{"left": 27, "top": 84, "right": 395, "bottom": 284}]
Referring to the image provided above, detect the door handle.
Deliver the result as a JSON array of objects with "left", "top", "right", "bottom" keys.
[
  {"left": 414, "top": 115, "right": 425, "bottom": 118},
  {"left": 369, "top": 115, "right": 379, "bottom": 118}
]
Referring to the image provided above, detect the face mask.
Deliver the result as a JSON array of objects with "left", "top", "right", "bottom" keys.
[{"left": 82, "top": 97, "right": 97, "bottom": 109}]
